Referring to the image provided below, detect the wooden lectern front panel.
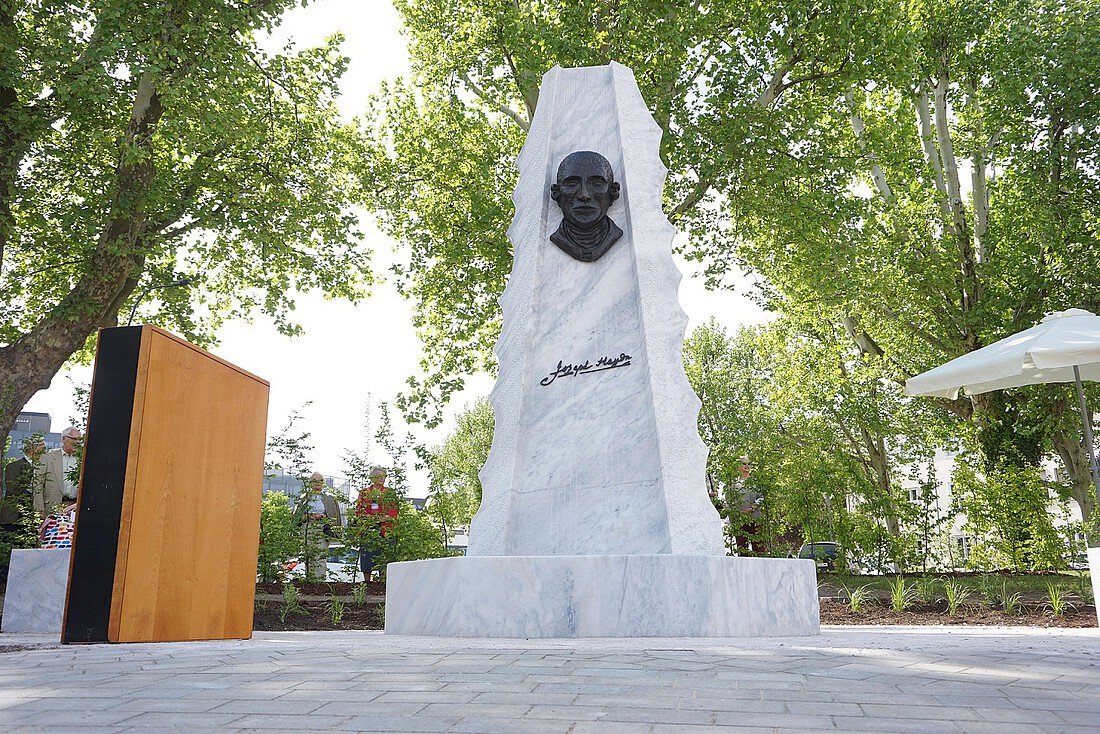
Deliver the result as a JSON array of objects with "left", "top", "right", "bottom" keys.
[
  {"left": 63, "top": 326, "right": 269, "bottom": 644},
  {"left": 104, "top": 328, "right": 268, "bottom": 642}
]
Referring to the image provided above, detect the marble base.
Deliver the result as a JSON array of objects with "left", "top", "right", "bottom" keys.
[
  {"left": 2, "top": 548, "right": 70, "bottom": 633},
  {"left": 1088, "top": 547, "right": 1100, "bottom": 627},
  {"left": 385, "top": 555, "right": 820, "bottom": 638}
]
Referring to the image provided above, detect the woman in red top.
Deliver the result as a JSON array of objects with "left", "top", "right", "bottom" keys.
[{"left": 354, "top": 466, "right": 398, "bottom": 579}]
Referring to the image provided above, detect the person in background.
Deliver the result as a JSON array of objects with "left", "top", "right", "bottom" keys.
[
  {"left": 354, "top": 466, "right": 398, "bottom": 580},
  {"left": 300, "top": 472, "right": 342, "bottom": 580},
  {"left": 1, "top": 454, "right": 38, "bottom": 579},
  {"left": 732, "top": 456, "right": 766, "bottom": 556},
  {"left": 31, "top": 427, "right": 82, "bottom": 516}
]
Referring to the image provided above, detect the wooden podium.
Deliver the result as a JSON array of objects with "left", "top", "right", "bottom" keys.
[{"left": 62, "top": 326, "right": 269, "bottom": 643}]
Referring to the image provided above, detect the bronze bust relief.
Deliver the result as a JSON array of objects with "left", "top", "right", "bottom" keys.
[{"left": 549, "top": 151, "right": 623, "bottom": 262}]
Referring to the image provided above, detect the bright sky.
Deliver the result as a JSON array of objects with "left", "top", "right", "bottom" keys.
[{"left": 22, "top": 1, "right": 771, "bottom": 497}]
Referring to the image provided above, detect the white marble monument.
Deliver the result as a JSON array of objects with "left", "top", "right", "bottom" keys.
[
  {"left": 386, "top": 62, "right": 819, "bottom": 638},
  {"left": 2, "top": 548, "right": 70, "bottom": 633}
]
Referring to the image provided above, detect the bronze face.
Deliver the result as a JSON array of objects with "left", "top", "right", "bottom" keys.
[
  {"left": 551, "top": 152, "right": 619, "bottom": 227},
  {"left": 549, "top": 151, "right": 623, "bottom": 262}
]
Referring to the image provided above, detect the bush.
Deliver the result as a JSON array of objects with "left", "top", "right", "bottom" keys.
[{"left": 257, "top": 492, "right": 301, "bottom": 583}]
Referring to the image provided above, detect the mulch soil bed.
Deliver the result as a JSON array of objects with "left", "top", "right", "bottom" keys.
[
  {"left": 252, "top": 581, "right": 387, "bottom": 631},
  {"left": 819, "top": 599, "right": 1098, "bottom": 628},
  {"left": 250, "top": 580, "right": 1097, "bottom": 632}
]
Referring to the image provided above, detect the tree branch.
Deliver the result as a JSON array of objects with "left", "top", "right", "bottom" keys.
[
  {"left": 840, "top": 314, "right": 885, "bottom": 359},
  {"left": 877, "top": 305, "right": 953, "bottom": 355},
  {"left": 915, "top": 84, "right": 951, "bottom": 219},
  {"left": 933, "top": 74, "right": 969, "bottom": 243},
  {"left": 845, "top": 90, "right": 893, "bottom": 202},
  {"left": 460, "top": 72, "right": 529, "bottom": 131},
  {"left": 669, "top": 176, "right": 714, "bottom": 221}
]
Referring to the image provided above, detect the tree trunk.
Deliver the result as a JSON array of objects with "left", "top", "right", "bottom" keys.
[
  {"left": 861, "top": 430, "right": 901, "bottom": 537},
  {"left": 0, "top": 73, "right": 163, "bottom": 442},
  {"left": 1052, "top": 425, "right": 1098, "bottom": 528}
]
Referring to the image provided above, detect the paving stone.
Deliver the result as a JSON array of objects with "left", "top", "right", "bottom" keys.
[
  {"left": 569, "top": 722, "right": 655, "bottom": 734},
  {"left": 221, "top": 713, "right": 351, "bottom": 730},
  {"left": 208, "top": 698, "right": 329, "bottom": 715},
  {"left": 593, "top": 705, "right": 716, "bottom": 726},
  {"left": 313, "top": 700, "right": 429, "bottom": 717},
  {"left": 418, "top": 702, "right": 532, "bottom": 719},
  {"left": 102, "top": 711, "right": 244, "bottom": 728},
  {"left": 452, "top": 716, "right": 576, "bottom": 733},
  {"left": 471, "top": 691, "right": 577, "bottom": 706},
  {"left": 0, "top": 707, "right": 143, "bottom": 728},
  {"left": 335, "top": 714, "right": 459, "bottom": 732},
  {"left": 374, "top": 690, "right": 478, "bottom": 704},
  {"left": 830, "top": 714, "right": 966, "bottom": 732}
]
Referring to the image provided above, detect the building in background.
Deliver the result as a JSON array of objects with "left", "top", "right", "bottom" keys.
[{"left": 4, "top": 412, "right": 62, "bottom": 462}]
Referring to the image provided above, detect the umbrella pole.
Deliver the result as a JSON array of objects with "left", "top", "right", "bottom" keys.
[{"left": 1072, "top": 366, "right": 1100, "bottom": 515}]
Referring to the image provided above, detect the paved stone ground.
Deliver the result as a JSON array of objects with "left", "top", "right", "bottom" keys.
[{"left": 1, "top": 626, "right": 1098, "bottom": 733}]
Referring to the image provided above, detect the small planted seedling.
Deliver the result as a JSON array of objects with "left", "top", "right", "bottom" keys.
[
  {"left": 1044, "top": 583, "right": 1070, "bottom": 617},
  {"left": 844, "top": 585, "right": 873, "bottom": 613},
  {"left": 352, "top": 582, "right": 368, "bottom": 606},
  {"left": 1001, "top": 581, "right": 1023, "bottom": 615},
  {"left": 889, "top": 576, "right": 917, "bottom": 613},
  {"left": 279, "top": 584, "right": 304, "bottom": 623},
  {"left": 943, "top": 580, "right": 971, "bottom": 617},
  {"left": 328, "top": 596, "right": 347, "bottom": 625}
]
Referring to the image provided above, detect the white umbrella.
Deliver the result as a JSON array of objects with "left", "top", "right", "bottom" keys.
[{"left": 904, "top": 307, "right": 1100, "bottom": 524}]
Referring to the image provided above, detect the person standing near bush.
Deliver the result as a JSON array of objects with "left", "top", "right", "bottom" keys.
[
  {"left": 300, "top": 472, "right": 341, "bottom": 581},
  {"left": 731, "top": 457, "right": 766, "bottom": 556},
  {"left": 354, "top": 466, "right": 398, "bottom": 580}
]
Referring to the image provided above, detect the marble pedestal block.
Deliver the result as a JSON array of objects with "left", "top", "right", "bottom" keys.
[
  {"left": 2, "top": 548, "right": 70, "bottom": 633},
  {"left": 385, "top": 555, "right": 819, "bottom": 638}
]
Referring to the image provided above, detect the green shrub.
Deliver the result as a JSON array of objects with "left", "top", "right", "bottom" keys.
[{"left": 257, "top": 492, "right": 302, "bottom": 583}]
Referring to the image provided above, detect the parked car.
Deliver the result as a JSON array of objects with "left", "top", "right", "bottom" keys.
[
  {"left": 287, "top": 544, "right": 362, "bottom": 582},
  {"left": 1065, "top": 553, "right": 1089, "bottom": 571},
  {"left": 798, "top": 542, "right": 840, "bottom": 570}
]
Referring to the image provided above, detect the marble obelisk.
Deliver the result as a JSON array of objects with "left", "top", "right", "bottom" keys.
[
  {"left": 385, "top": 63, "right": 819, "bottom": 638},
  {"left": 467, "top": 62, "right": 724, "bottom": 557}
]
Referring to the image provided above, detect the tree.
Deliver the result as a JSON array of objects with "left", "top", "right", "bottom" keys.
[
  {"left": 424, "top": 396, "right": 492, "bottom": 542},
  {"left": 683, "top": 318, "right": 952, "bottom": 568},
  {"left": 346, "top": 401, "right": 451, "bottom": 578},
  {"left": 370, "top": 0, "right": 1100, "bottom": 525},
  {"left": 951, "top": 459, "right": 1070, "bottom": 571},
  {"left": 0, "top": 1, "right": 371, "bottom": 441},
  {"left": 693, "top": 0, "right": 1100, "bottom": 519}
]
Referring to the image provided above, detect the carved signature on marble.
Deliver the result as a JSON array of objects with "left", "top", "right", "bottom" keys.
[{"left": 540, "top": 352, "right": 633, "bottom": 386}]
